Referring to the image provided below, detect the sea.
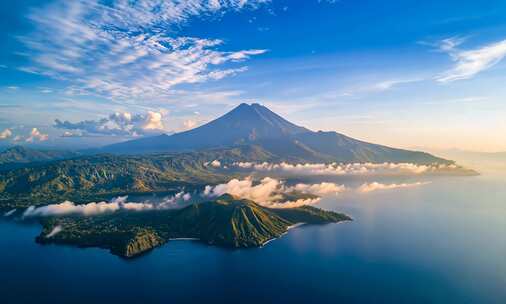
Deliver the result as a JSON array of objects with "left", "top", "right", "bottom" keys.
[{"left": 0, "top": 164, "right": 505, "bottom": 303}]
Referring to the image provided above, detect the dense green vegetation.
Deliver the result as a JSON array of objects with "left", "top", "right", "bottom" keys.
[
  {"left": 0, "top": 146, "right": 278, "bottom": 209},
  {"left": 270, "top": 205, "right": 352, "bottom": 224},
  {"left": 0, "top": 103, "right": 471, "bottom": 211},
  {"left": 0, "top": 143, "right": 476, "bottom": 211},
  {"left": 36, "top": 194, "right": 352, "bottom": 258}
]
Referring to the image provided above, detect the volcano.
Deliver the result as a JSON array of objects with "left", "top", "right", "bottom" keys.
[{"left": 100, "top": 103, "right": 450, "bottom": 164}]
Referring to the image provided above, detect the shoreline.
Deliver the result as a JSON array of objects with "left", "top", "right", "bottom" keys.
[{"left": 261, "top": 222, "right": 306, "bottom": 247}]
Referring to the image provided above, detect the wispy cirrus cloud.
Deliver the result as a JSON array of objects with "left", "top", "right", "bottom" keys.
[
  {"left": 436, "top": 37, "right": 506, "bottom": 82},
  {"left": 19, "top": 0, "right": 269, "bottom": 100},
  {"left": 370, "top": 78, "right": 423, "bottom": 91}
]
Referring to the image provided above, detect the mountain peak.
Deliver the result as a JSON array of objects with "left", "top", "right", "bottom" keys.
[
  {"left": 98, "top": 103, "right": 451, "bottom": 165},
  {"left": 228, "top": 102, "right": 271, "bottom": 116},
  {"left": 178, "top": 102, "right": 310, "bottom": 144},
  {"left": 235, "top": 102, "right": 263, "bottom": 108},
  {"left": 220, "top": 102, "right": 309, "bottom": 136}
]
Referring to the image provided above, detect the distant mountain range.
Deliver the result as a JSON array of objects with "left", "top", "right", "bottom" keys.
[
  {"left": 100, "top": 103, "right": 450, "bottom": 165},
  {"left": 0, "top": 146, "right": 80, "bottom": 171}
]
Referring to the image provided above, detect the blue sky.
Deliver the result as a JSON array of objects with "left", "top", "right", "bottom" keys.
[{"left": 1, "top": 0, "right": 506, "bottom": 151}]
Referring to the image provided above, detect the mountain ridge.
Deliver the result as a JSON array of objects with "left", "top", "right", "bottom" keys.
[{"left": 100, "top": 103, "right": 451, "bottom": 165}]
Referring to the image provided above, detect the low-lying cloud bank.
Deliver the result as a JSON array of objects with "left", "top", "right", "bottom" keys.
[
  {"left": 357, "top": 181, "right": 431, "bottom": 193},
  {"left": 230, "top": 162, "right": 460, "bottom": 176},
  {"left": 23, "top": 192, "right": 192, "bottom": 218},
  {"left": 21, "top": 178, "right": 347, "bottom": 217},
  {"left": 21, "top": 178, "right": 432, "bottom": 217},
  {"left": 202, "top": 177, "right": 346, "bottom": 208}
]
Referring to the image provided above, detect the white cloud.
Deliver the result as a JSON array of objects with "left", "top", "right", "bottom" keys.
[
  {"left": 54, "top": 110, "right": 167, "bottom": 136},
  {"left": 23, "top": 192, "right": 193, "bottom": 217},
  {"left": 158, "top": 191, "right": 193, "bottom": 209},
  {"left": 202, "top": 177, "right": 344, "bottom": 208},
  {"left": 0, "top": 128, "right": 49, "bottom": 142},
  {"left": 3, "top": 209, "right": 16, "bottom": 217},
  {"left": 210, "top": 160, "right": 222, "bottom": 167},
  {"left": 24, "top": 200, "right": 125, "bottom": 217},
  {"left": 285, "top": 182, "right": 346, "bottom": 196},
  {"left": 26, "top": 128, "right": 49, "bottom": 142},
  {"left": 357, "top": 181, "right": 431, "bottom": 193},
  {"left": 0, "top": 128, "right": 12, "bottom": 139},
  {"left": 141, "top": 111, "right": 164, "bottom": 130},
  {"left": 20, "top": 0, "right": 268, "bottom": 100},
  {"left": 436, "top": 37, "right": 506, "bottom": 82},
  {"left": 371, "top": 78, "right": 422, "bottom": 91},
  {"left": 46, "top": 225, "right": 63, "bottom": 238},
  {"left": 267, "top": 198, "right": 321, "bottom": 209},
  {"left": 61, "top": 131, "right": 82, "bottom": 138},
  {"left": 203, "top": 177, "right": 284, "bottom": 203},
  {"left": 231, "top": 162, "right": 459, "bottom": 176}
]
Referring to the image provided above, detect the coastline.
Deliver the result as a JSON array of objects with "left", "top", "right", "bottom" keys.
[{"left": 261, "top": 222, "right": 306, "bottom": 247}]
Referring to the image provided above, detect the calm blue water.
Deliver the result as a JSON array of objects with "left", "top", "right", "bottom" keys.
[{"left": 1, "top": 174, "right": 505, "bottom": 303}]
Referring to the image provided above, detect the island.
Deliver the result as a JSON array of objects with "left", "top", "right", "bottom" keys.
[
  {"left": 0, "top": 103, "right": 479, "bottom": 259},
  {"left": 36, "top": 194, "right": 352, "bottom": 258}
]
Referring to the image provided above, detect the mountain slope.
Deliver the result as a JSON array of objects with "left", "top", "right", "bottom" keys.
[
  {"left": 0, "top": 153, "right": 227, "bottom": 208},
  {"left": 0, "top": 146, "right": 79, "bottom": 170},
  {"left": 292, "top": 131, "right": 450, "bottom": 164},
  {"left": 103, "top": 103, "right": 309, "bottom": 154},
  {"left": 0, "top": 145, "right": 282, "bottom": 208},
  {"left": 100, "top": 103, "right": 450, "bottom": 164},
  {"left": 170, "top": 194, "right": 292, "bottom": 247}
]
